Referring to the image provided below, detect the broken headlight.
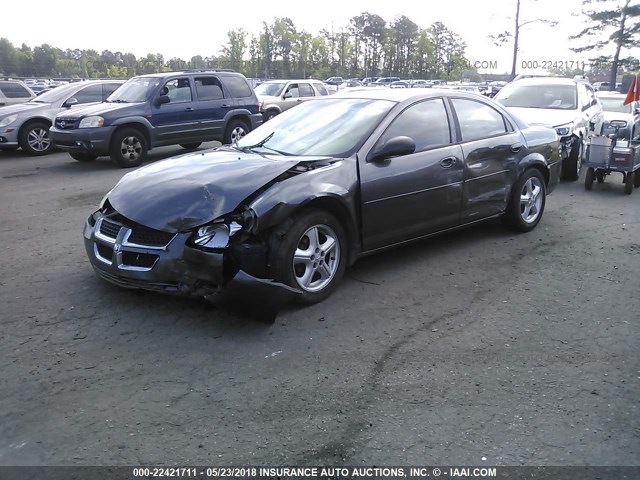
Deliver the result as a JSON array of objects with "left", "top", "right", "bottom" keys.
[
  {"left": 555, "top": 123, "right": 574, "bottom": 137},
  {"left": 191, "top": 208, "right": 257, "bottom": 249}
]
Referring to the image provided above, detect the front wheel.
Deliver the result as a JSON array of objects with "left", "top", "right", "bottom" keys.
[
  {"left": 110, "top": 128, "right": 147, "bottom": 168},
  {"left": 223, "top": 119, "right": 250, "bottom": 145},
  {"left": 585, "top": 167, "right": 594, "bottom": 190},
  {"left": 270, "top": 209, "right": 347, "bottom": 304},
  {"left": 18, "top": 121, "right": 53, "bottom": 156},
  {"left": 502, "top": 169, "right": 546, "bottom": 232},
  {"left": 562, "top": 138, "right": 582, "bottom": 181}
]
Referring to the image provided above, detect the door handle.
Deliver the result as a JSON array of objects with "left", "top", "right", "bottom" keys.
[
  {"left": 184, "top": 107, "right": 193, "bottom": 111},
  {"left": 440, "top": 156, "right": 457, "bottom": 168},
  {"left": 511, "top": 143, "right": 523, "bottom": 152},
  {"left": 221, "top": 104, "right": 231, "bottom": 108}
]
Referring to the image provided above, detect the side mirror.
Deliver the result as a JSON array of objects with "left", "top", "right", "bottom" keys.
[
  {"left": 368, "top": 136, "right": 416, "bottom": 162},
  {"left": 63, "top": 97, "right": 78, "bottom": 108},
  {"left": 634, "top": 108, "right": 640, "bottom": 116},
  {"left": 157, "top": 95, "right": 170, "bottom": 106},
  {"left": 283, "top": 92, "right": 292, "bottom": 99}
]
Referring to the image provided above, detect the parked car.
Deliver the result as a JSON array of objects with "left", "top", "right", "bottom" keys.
[
  {"left": 409, "top": 80, "right": 433, "bottom": 88},
  {"left": 0, "top": 80, "right": 36, "bottom": 107},
  {"left": 50, "top": 71, "right": 262, "bottom": 167},
  {"left": 593, "top": 81, "right": 611, "bottom": 92},
  {"left": 324, "top": 76, "right": 343, "bottom": 86},
  {"left": 83, "top": 89, "right": 560, "bottom": 307},
  {"left": 375, "top": 77, "right": 401, "bottom": 86},
  {"left": 0, "top": 80, "right": 123, "bottom": 154},
  {"left": 494, "top": 77, "right": 604, "bottom": 180},
  {"left": 389, "top": 81, "right": 410, "bottom": 89},
  {"left": 596, "top": 91, "right": 640, "bottom": 140},
  {"left": 255, "top": 79, "right": 328, "bottom": 121}
]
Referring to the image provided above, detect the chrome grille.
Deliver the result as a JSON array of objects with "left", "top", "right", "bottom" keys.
[
  {"left": 55, "top": 117, "right": 79, "bottom": 130},
  {"left": 127, "top": 227, "right": 175, "bottom": 247},
  {"left": 99, "top": 219, "right": 122, "bottom": 239}
]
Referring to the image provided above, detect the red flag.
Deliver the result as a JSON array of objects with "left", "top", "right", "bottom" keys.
[{"left": 623, "top": 74, "right": 639, "bottom": 105}]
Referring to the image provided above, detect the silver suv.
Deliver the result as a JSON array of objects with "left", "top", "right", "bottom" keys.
[
  {"left": 255, "top": 79, "right": 328, "bottom": 121},
  {"left": 0, "top": 80, "right": 36, "bottom": 107},
  {"left": 0, "top": 80, "right": 122, "bottom": 155},
  {"left": 495, "top": 77, "right": 604, "bottom": 180}
]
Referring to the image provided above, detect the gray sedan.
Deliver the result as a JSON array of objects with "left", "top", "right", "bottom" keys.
[{"left": 0, "top": 80, "right": 123, "bottom": 155}]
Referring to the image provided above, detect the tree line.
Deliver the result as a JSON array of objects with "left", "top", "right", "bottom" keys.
[{"left": 0, "top": 14, "right": 474, "bottom": 81}]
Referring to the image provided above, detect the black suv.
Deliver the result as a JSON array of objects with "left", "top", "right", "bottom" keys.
[{"left": 49, "top": 71, "right": 262, "bottom": 167}]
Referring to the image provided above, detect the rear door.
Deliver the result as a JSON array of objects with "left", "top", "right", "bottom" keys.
[
  {"left": 359, "top": 97, "right": 464, "bottom": 250},
  {"left": 449, "top": 97, "right": 524, "bottom": 221},
  {"left": 151, "top": 77, "right": 199, "bottom": 143},
  {"left": 193, "top": 75, "right": 230, "bottom": 140}
]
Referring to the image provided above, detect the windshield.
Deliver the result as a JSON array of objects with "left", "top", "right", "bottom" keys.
[
  {"left": 496, "top": 84, "right": 577, "bottom": 110},
  {"left": 255, "top": 82, "right": 286, "bottom": 97},
  {"left": 599, "top": 97, "right": 632, "bottom": 113},
  {"left": 237, "top": 98, "right": 394, "bottom": 157},
  {"left": 29, "top": 83, "right": 83, "bottom": 104},
  {"left": 107, "top": 77, "right": 160, "bottom": 103}
]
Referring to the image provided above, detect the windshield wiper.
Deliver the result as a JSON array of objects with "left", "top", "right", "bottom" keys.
[
  {"left": 241, "top": 132, "right": 275, "bottom": 150},
  {"left": 109, "top": 99, "right": 129, "bottom": 103}
]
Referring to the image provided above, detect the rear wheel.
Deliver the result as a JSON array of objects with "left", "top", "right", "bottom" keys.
[
  {"left": 596, "top": 170, "right": 606, "bottom": 183},
  {"left": 110, "top": 128, "right": 147, "bottom": 168},
  {"left": 270, "top": 209, "right": 347, "bottom": 304},
  {"left": 502, "top": 169, "right": 546, "bottom": 232},
  {"left": 223, "top": 119, "right": 249, "bottom": 145},
  {"left": 18, "top": 121, "right": 53, "bottom": 156},
  {"left": 625, "top": 171, "right": 634, "bottom": 195},
  {"left": 264, "top": 110, "right": 278, "bottom": 122},
  {"left": 585, "top": 167, "right": 594, "bottom": 190},
  {"left": 179, "top": 142, "right": 202, "bottom": 149},
  {"left": 70, "top": 152, "right": 98, "bottom": 162}
]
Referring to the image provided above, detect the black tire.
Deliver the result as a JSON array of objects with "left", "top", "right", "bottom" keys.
[
  {"left": 179, "top": 142, "right": 202, "bottom": 149},
  {"left": 625, "top": 171, "right": 634, "bottom": 195},
  {"left": 585, "top": 167, "right": 594, "bottom": 191},
  {"left": 222, "top": 119, "right": 250, "bottom": 145},
  {"left": 634, "top": 171, "right": 640, "bottom": 188},
  {"left": 110, "top": 128, "right": 147, "bottom": 168},
  {"left": 270, "top": 209, "right": 347, "bottom": 305},
  {"left": 263, "top": 110, "right": 278, "bottom": 122},
  {"left": 596, "top": 170, "right": 606, "bottom": 183},
  {"left": 18, "top": 120, "right": 53, "bottom": 156},
  {"left": 561, "top": 138, "right": 582, "bottom": 181},
  {"left": 70, "top": 152, "right": 98, "bottom": 162},
  {"left": 502, "top": 168, "right": 547, "bottom": 232}
]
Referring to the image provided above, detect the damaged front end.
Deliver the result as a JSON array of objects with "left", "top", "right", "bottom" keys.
[{"left": 84, "top": 199, "right": 301, "bottom": 319}]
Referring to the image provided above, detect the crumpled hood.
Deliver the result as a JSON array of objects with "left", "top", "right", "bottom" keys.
[
  {"left": 505, "top": 107, "right": 578, "bottom": 128},
  {"left": 0, "top": 102, "right": 48, "bottom": 117},
  {"left": 107, "top": 149, "right": 322, "bottom": 232}
]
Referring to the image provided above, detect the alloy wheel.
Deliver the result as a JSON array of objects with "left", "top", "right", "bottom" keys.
[
  {"left": 520, "top": 176, "right": 543, "bottom": 223},
  {"left": 27, "top": 128, "right": 51, "bottom": 152},
  {"left": 120, "top": 136, "right": 142, "bottom": 161},
  {"left": 292, "top": 224, "right": 340, "bottom": 292}
]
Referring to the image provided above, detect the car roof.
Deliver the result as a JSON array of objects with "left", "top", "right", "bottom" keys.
[
  {"left": 261, "top": 79, "right": 321, "bottom": 83},
  {"left": 134, "top": 71, "right": 244, "bottom": 79}
]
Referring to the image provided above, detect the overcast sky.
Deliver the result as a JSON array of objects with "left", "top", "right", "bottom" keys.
[{"left": 2, "top": 0, "right": 638, "bottom": 74}]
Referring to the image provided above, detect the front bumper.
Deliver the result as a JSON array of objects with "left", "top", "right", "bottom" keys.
[
  {"left": 0, "top": 125, "right": 19, "bottom": 147},
  {"left": 83, "top": 212, "right": 299, "bottom": 317},
  {"left": 50, "top": 126, "right": 115, "bottom": 156}
]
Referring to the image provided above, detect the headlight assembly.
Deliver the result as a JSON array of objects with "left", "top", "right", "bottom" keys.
[
  {"left": 555, "top": 123, "right": 573, "bottom": 137},
  {"left": 0, "top": 115, "right": 18, "bottom": 128},
  {"left": 79, "top": 116, "right": 104, "bottom": 128},
  {"left": 191, "top": 208, "right": 257, "bottom": 249}
]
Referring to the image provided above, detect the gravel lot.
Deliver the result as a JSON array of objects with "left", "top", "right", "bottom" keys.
[{"left": 0, "top": 145, "right": 638, "bottom": 467}]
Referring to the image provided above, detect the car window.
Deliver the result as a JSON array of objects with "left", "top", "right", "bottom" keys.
[
  {"left": 164, "top": 78, "right": 192, "bottom": 103},
  {"left": 285, "top": 84, "right": 300, "bottom": 98},
  {"left": 452, "top": 98, "right": 508, "bottom": 142},
  {"left": 72, "top": 84, "right": 104, "bottom": 104},
  {"left": 0, "top": 82, "right": 31, "bottom": 98},
  {"left": 313, "top": 83, "right": 328, "bottom": 96},
  {"left": 195, "top": 76, "right": 224, "bottom": 100},
  {"left": 378, "top": 98, "right": 451, "bottom": 153},
  {"left": 299, "top": 83, "right": 314, "bottom": 97},
  {"left": 496, "top": 83, "right": 577, "bottom": 110},
  {"left": 220, "top": 75, "right": 252, "bottom": 98},
  {"left": 103, "top": 83, "right": 121, "bottom": 99}
]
